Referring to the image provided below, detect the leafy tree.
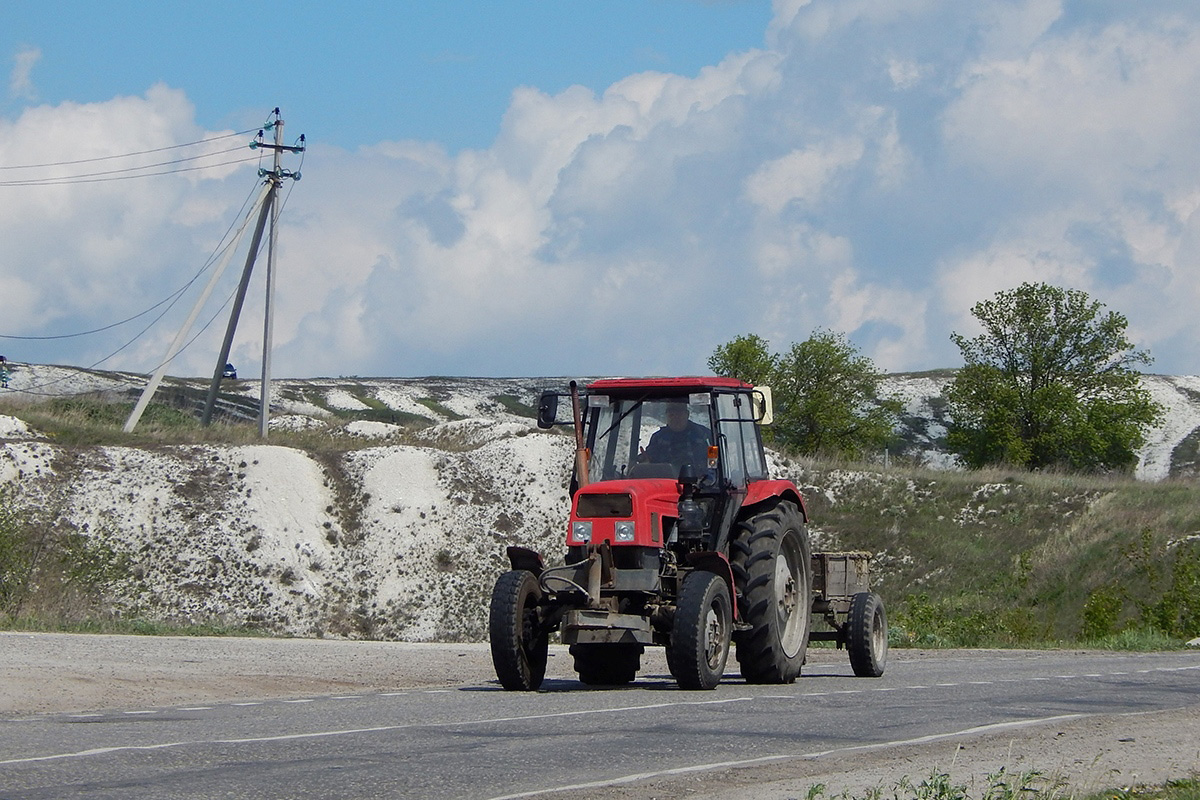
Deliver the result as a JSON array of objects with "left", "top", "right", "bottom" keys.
[
  {"left": 945, "top": 282, "right": 1162, "bottom": 472},
  {"left": 706, "top": 334, "right": 776, "bottom": 386},
  {"left": 709, "top": 330, "right": 900, "bottom": 459},
  {"left": 772, "top": 330, "right": 901, "bottom": 458}
]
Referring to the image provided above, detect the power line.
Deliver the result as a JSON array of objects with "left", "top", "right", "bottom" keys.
[
  {"left": 0, "top": 144, "right": 245, "bottom": 184},
  {"left": 0, "top": 129, "right": 258, "bottom": 171},
  {"left": 10, "top": 184, "right": 271, "bottom": 397},
  {"left": 10, "top": 280, "right": 245, "bottom": 398},
  {"left": 0, "top": 179, "right": 264, "bottom": 342},
  {"left": 0, "top": 153, "right": 262, "bottom": 187}
]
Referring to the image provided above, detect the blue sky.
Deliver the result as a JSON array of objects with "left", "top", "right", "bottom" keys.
[
  {"left": 5, "top": 2, "right": 772, "bottom": 153},
  {"left": 4, "top": 1, "right": 1200, "bottom": 379}
]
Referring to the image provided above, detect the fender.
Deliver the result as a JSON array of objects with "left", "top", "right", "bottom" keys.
[
  {"left": 506, "top": 545, "right": 545, "bottom": 576},
  {"left": 743, "top": 479, "right": 808, "bottom": 521}
]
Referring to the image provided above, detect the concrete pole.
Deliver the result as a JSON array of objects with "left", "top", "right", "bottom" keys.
[
  {"left": 123, "top": 183, "right": 271, "bottom": 433},
  {"left": 258, "top": 118, "right": 284, "bottom": 439},
  {"left": 201, "top": 182, "right": 274, "bottom": 426}
]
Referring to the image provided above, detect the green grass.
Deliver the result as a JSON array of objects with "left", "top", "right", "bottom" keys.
[
  {"left": 492, "top": 394, "right": 538, "bottom": 418},
  {"left": 777, "top": 456, "right": 1200, "bottom": 647},
  {"left": 415, "top": 396, "right": 465, "bottom": 420},
  {"left": 0, "top": 615, "right": 272, "bottom": 637},
  {"left": 803, "top": 771, "right": 1200, "bottom": 800}
]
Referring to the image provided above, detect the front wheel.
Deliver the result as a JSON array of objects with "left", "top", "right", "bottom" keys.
[
  {"left": 847, "top": 591, "right": 888, "bottom": 677},
  {"left": 668, "top": 571, "right": 732, "bottom": 690},
  {"left": 489, "top": 570, "right": 549, "bottom": 691}
]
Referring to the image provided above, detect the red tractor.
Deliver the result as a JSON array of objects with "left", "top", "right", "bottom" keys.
[{"left": 490, "top": 376, "right": 887, "bottom": 690}]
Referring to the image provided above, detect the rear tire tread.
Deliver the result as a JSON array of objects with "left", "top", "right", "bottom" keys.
[{"left": 730, "top": 500, "right": 812, "bottom": 685}]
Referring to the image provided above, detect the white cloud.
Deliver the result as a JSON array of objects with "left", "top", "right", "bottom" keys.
[
  {"left": 6, "top": 3, "right": 1200, "bottom": 379},
  {"left": 744, "top": 137, "right": 865, "bottom": 214},
  {"left": 944, "top": 16, "right": 1200, "bottom": 197},
  {"left": 9, "top": 46, "right": 39, "bottom": 100},
  {"left": 886, "top": 58, "right": 926, "bottom": 89}
]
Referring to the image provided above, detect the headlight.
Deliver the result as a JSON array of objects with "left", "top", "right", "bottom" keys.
[
  {"left": 614, "top": 521, "right": 635, "bottom": 541},
  {"left": 571, "top": 521, "right": 592, "bottom": 543}
]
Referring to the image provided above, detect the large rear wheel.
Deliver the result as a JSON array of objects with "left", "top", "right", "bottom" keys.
[
  {"left": 668, "top": 571, "right": 732, "bottom": 690},
  {"left": 489, "top": 570, "right": 549, "bottom": 691},
  {"left": 730, "top": 500, "right": 811, "bottom": 684}
]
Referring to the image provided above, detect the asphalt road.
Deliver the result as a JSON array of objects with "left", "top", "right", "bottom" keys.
[{"left": 0, "top": 648, "right": 1197, "bottom": 799}]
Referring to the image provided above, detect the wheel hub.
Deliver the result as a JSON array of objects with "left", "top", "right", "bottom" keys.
[{"left": 703, "top": 605, "right": 726, "bottom": 669}]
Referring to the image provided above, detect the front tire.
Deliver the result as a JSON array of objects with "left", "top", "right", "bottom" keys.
[
  {"left": 730, "top": 500, "right": 812, "bottom": 684},
  {"left": 847, "top": 591, "right": 888, "bottom": 677},
  {"left": 668, "top": 571, "right": 732, "bottom": 690},
  {"left": 489, "top": 570, "right": 549, "bottom": 691}
]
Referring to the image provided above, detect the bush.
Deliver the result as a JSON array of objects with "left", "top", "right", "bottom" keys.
[{"left": 0, "top": 488, "right": 128, "bottom": 623}]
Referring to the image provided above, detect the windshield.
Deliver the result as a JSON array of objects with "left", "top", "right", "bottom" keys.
[{"left": 588, "top": 396, "right": 713, "bottom": 482}]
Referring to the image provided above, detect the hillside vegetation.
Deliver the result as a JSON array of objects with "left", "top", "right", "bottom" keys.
[
  {"left": 1, "top": 366, "right": 1198, "bottom": 647},
  {"left": 778, "top": 457, "right": 1200, "bottom": 646}
]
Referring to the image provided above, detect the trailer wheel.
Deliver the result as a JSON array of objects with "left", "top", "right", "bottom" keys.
[
  {"left": 847, "top": 591, "right": 888, "bottom": 678},
  {"left": 489, "top": 570, "right": 549, "bottom": 691},
  {"left": 570, "top": 644, "right": 642, "bottom": 686},
  {"left": 730, "top": 500, "right": 811, "bottom": 684},
  {"left": 668, "top": 571, "right": 732, "bottom": 690}
]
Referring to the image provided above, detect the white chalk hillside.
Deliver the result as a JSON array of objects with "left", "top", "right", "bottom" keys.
[{"left": 2, "top": 364, "right": 1200, "bottom": 639}]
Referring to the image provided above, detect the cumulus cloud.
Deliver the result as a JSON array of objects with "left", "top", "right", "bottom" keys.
[
  {"left": 4, "top": 2, "right": 1200, "bottom": 379},
  {"left": 9, "top": 46, "right": 39, "bottom": 100}
]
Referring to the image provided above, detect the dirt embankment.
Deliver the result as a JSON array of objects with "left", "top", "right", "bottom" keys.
[{"left": 2, "top": 633, "right": 1197, "bottom": 799}]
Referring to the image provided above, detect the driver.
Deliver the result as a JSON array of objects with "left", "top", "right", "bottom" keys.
[{"left": 642, "top": 401, "right": 711, "bottom": 474}]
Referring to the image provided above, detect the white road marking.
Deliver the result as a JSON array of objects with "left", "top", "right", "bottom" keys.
[
  {"left": 178, "top": 707, "right": 212, "bottom": 712},
  {"left": 123, "top": 711, "right": 157, "bottom": 716},
  {"left": 0, "top": 697, "right": 754, "bottom": 766},
  {"left": 483, "top": 713, "right": 1090, "bottom": 800}
]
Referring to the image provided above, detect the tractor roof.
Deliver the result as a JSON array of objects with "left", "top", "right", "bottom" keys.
[{"left": 586, "top": 376, "right": 752, "bottom": 394}]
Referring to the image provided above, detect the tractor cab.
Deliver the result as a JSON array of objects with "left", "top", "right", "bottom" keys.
[
  {"left": 550, "top": 377, "right": 772, "bottom": 557},
  {"left": 581, "top": 380, "right": 770, "bottom": 486}
]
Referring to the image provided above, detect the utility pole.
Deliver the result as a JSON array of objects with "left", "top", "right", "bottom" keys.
[
  {"left": 196, "top": 109, "right": 303, "bottom": 436},
  {"left": 254, "top": 112, "right": 304, "bottom": 438},
  {"left": 259, "top": 117, "right": 284, "bottom": 437},
  {"left": 130, "top": 108, "right": 303, "bottom": 436},
  {"left": 200, "top": 184, "right": 273, "bottom": 426}
]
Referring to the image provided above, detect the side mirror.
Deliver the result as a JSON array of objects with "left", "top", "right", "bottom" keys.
[
  {"left": 751, "top": 386, "right": 774, "bottom": 425},
  {"left": 536, "top": 391, "right": 559, "bottom": 429}
]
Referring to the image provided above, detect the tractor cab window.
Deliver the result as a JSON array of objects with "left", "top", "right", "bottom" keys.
[
  {"left": 716, "top": 393, "right": 768, "bottom": 487},
  {"left": 588, "top": 397, "right": 713, "bottom": 482}
]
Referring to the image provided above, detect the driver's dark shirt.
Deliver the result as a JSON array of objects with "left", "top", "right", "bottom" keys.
[{"left": 644, "top": 420, "right": 711, "bottom": 472}]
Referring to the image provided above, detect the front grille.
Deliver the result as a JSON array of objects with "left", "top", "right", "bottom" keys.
[{"left": 576, "top": 493, "right": 633, "bottom": 518}]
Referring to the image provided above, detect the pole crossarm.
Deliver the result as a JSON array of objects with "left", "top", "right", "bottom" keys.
[{"left": 250, "top": 142, "right": 306, "bottom": 154}]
